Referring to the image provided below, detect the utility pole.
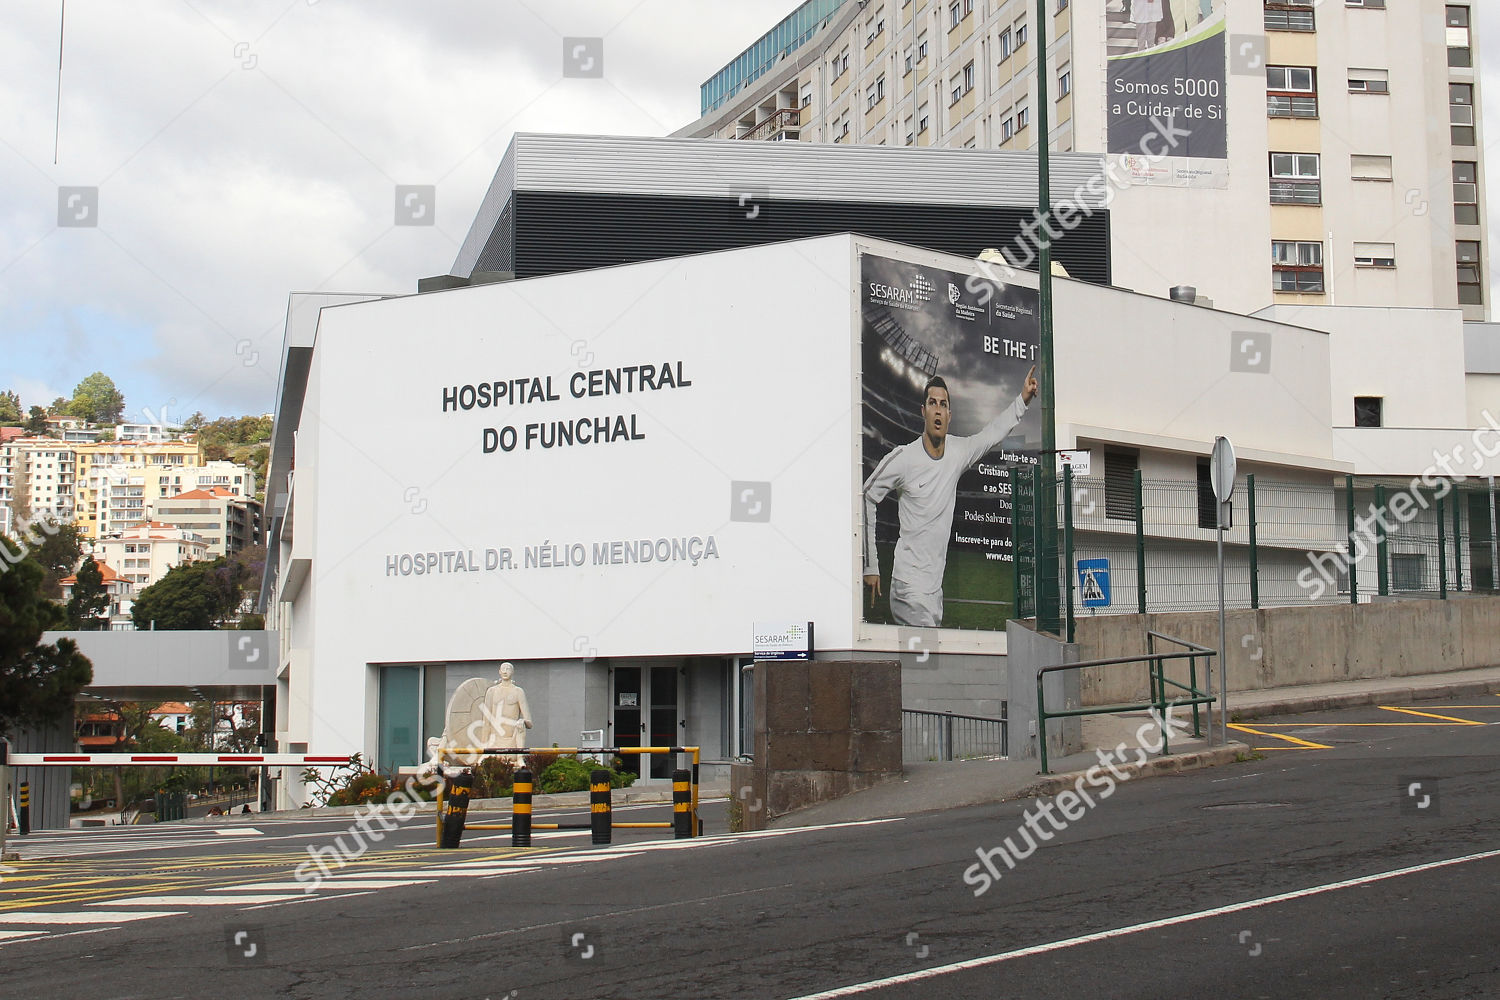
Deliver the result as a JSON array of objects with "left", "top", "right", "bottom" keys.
[{"left": 1034, "top": 0, "right": 1061, "bottom": 635}]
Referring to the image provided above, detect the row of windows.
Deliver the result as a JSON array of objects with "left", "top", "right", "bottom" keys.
[
  {"left": 1271, "top": 239, "right": 1484, "bottom": 304},
  {"left": 1267, "top": 153, "right": 1482, "bottom": 226}
]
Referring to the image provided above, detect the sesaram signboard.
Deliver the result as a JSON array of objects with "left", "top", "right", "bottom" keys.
[{"left": 753, "top": 621, "right": 814, "bottom": 661}]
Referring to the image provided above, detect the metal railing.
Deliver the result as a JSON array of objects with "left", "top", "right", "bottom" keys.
[
  {"left": 739, "top": 107, "right": 802, "bottom": 141},
  {"left": 1036, "top": 631, "right": 1217, "bottom": 774},
  {"left": 902, "top": 708, "right": 1007, "bottom": 762}
]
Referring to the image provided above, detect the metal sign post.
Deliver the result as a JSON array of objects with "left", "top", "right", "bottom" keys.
[
  {"left": 0, "top": 738, "right": 9, "bottom": 860},
  {"left": 1210, "top": 436, "right": 1237, "bottom": 746}
]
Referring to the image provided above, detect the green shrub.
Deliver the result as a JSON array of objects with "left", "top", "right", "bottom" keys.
[{"left": 539, "top": 757, "right": 594, "bottom": 794}]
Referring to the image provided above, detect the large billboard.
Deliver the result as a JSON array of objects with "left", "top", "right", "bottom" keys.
[
  {"left": 309, "top": 237, "right": 862, "bottom": 664},
  {"left": 859, "top": 254, "right": 1040, "bottom": 631},
  {"left": 1105, "top": 0, "right": 1228, "bottom": 188}
]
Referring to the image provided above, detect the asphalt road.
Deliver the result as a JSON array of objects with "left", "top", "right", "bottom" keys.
[{"left": 2, "top": 694, "right": 1495, "bottom": 1000}]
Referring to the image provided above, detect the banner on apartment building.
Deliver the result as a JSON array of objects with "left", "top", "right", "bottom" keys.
[
  {"left": 859, "top": 254, "right": 1040, "bottom": 632},
  {"left": 1105, "top": 0, "right": 1229, "bottom": 189}
]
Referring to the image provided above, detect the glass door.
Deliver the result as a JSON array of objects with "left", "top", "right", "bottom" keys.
[{"left": 610, "top": 664, "right": 681, "bottom": 781}]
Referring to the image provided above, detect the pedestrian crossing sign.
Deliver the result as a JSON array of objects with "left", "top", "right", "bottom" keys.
[{"left": 1078, "top": 558, "right": 1111, "bottom": 608}]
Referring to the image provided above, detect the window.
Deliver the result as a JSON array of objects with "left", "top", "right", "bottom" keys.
[
  {"left": 1267, "top": 65, "right": 1317, "bottom": 117},
  {"left": 950, "top": 1, "right": 961, "bottom": 28},
  {"left": 964, "top": 0, "right": 973, "bottom": 13},
  {"left": 1354, "top": 242, "right": 1396, "bottom": 268},
  {"left": 904, "top": 115, "right": 914, "bottom": 144},
  {"left": 1348, "top": 69, "right": 1388, "bottom": 94},
  {"left": 1016, "top": 23, "right": 1028, "bottom": 47},
  {"left": 1104, "top": 451, "right": 1138, "bottom": 521},
  {"left": 1346, "top": 0, "right": 1385, "bottom": 7},
  {"left": 918, "top": 102, "right": 930, "bottom": 134},
  {"left": 1000, "top": 116, "right": 1014, "bottom": 141},
  {"left": 1057, "top": 0, "right": 1068, "bottom": 9},
  {"left": 904, "top": 48, "right": 913, "bottom": 74},
  {"left": 1195, "top": 460, "right": 1219, "bottom": 530},
  {"left": 868, "top": 82, "right": 880, "bottom": 110},
  {"left": 999, "top": 28, "right": 1012, "bottom": 60},
  {"left": 1354, "top": 396, "right": 1383, "bottom": 427},
  {"left": 963, "top": 61, "right": 974, "bottom": 93},
  {"left": 1454, "top": 162, "right": 1480, "bottom": 226},
  {"left": 951, "top": 74, "right": 964, "bottom": 104},
  {"left": 802, "top": 86, "right": 812, "bottom": 107},
  {"left": 1458, "top": 241, "right": 1483, "bottom": 305},
  {"left": 1451, "top": 84, "right": 1475, "bottom": 145},
  {"left": 1351, "top": 154, "right": 1393, "bottom": 181},
  {"left": 1447, "top": 6, "right": 1471, "bottom": 67},
  {"left": 1017, "top": 105, "right": 1030, "bottom": 130},
  {"left": 1265, "top": 2, "right": 1316, "bottom": 31},
  {"left": 866, "top": 14, "right": 885, "bottom": 44},
  {"left": 1392, "top": 553, "right": 1425, "bottom": 592},
  {"left": 1058, "top": 69, "right": 1071, "bottom": 98},
  {"left": 918, "top": 33, "right": 928, "bottom": 62},
  {"left": 1270, "top": 152, "right": 1321, "bottom": 204},
  {"left": 1272, "top": 240, "right": 1325, "bottom": 292}
]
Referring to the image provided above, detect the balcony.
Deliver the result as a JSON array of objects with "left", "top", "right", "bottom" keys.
[
  {"left": 739, "top": 107, "right": 803, "bottom": 142},
  {"left": 1268, "top": 94, "right": 1318, "bottom": 118},
  {"left": 1270, "top": 178, "right": 1321, "bottom": 205}
]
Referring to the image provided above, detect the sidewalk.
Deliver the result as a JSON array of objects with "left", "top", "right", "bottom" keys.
[{"left": 768, "top": 664, "right": 1500, "bottom": 829}]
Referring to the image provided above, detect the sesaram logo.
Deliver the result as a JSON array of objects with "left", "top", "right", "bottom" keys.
[
  {"left": 868, "top": 270, "right": 934, "bottom": 311},
  {"left": 948, "top": 282, "right": 961, "bottom": 305}
]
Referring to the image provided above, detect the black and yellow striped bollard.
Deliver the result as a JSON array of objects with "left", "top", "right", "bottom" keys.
[
  {"left": 438, "top": 769, "right": 473, "bottom": 849},
  {"left": 672, "top": 768, "right": 692, "bottom": 839},
  {"left": 590, "top": 769, "right": 612, "bottom": 845},
  {"left": 512, "top": 768, "right": 533, "bottom": 847},
  {"left": 18, "top": 781, "right": 29, "bottom": 836}
]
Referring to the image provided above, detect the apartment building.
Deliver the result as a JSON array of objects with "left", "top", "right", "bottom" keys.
[
  {"left": 74, "top": 440, "right": 200, "bottom": 541},
  {"left": 93, "top": 521, "right": 209, "bottom": 591},
  {"left": 153, "top": 486, "right": 262, "bottom": 558},
  {"left": 0, "top": 438, "right": 77, "bottom": 523},
  {"left": 681, "top": 0, "right": 1487, "bottom": 319}
]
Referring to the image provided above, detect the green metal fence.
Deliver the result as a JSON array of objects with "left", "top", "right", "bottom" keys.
[{"left": 1010, "top": 469, "right": 1500, "bottom": 640}]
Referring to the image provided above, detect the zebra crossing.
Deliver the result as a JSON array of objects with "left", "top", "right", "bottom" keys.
[{"left": 6, "top": 824, "right": 270, "bottom": 859}]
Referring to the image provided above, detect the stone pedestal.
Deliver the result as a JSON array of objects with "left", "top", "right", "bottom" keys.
[{"left": 731, "top": 659, "right": 902, "bottom": 831}]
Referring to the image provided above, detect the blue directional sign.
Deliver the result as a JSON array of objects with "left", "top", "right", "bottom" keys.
[{"left": 1078, "top": 559, "right": 1111, "bottom": 608}]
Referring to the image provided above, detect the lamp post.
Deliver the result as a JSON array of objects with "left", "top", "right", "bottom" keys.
[{"left": 1034, "top": 0, "right": 1061, "bottom": 635}]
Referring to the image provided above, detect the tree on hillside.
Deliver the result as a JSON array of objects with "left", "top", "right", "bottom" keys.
[
  {"left": 25, "top": 405, "right": 47, "bottom": 434},
  {"left": 0, "top": 541, "right": 93, "bottom": 738},
  {"left": 130, "top": 557, "right": 254, "bottom": 630},
  {"left": 66, "top": 557, "right": 110, "bottom": 630},
  {"left": 48, "top": 397, "right": 67, "bottom": 415},
  {"left": 0, "top": 390, "right": 21, "bottom": 424},
  {"left": 68, "top": 373, "right": 125, "bottom": 424},
  {"left": 26, "top": 520, "right": 83, "bottom": 599}
]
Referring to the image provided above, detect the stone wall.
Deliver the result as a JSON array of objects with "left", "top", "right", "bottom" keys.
[{"left": 730, "top": 659, "right": 902, "bottom": 831}]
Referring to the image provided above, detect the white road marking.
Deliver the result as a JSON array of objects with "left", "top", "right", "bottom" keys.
[
  {"left": 0, "top": 911, "right": 185, "bottom": 924},
  {"left": 97, "top": 894, "right": 307, "bottom": 906},
  {"left": 0, "top": 931, "right": 46, "bottom": 941},
  {"left": 211, "top": 880, "right": 433, "bottom": 891},
  {"left": 782, "top": 847, "right": 1500, "bottom": 999},
  {"left": 243, "top": 890, "right": 375, "bottom": 910},
  {"left": 213, "top": 828, "right": 264, "bottom": 837}
]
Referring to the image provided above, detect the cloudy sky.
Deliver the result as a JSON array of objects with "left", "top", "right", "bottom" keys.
[{"left": 3, "top": 1, "right": 1499, "bottom": 423}]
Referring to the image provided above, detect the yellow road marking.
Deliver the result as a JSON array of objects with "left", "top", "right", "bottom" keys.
[
  {"left": 1377, "top": 706, "right": 1486, "bottom": 725},
  {"left": 1245, "top": 722, "right": 1465, "bottom": 727},
  {"left": 1228, "top": 724, "right": 1333, "bottom": 749}
]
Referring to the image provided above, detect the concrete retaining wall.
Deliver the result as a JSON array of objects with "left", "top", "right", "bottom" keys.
[{"left": 1076, "top": 597, "right": 1500, "bottom": 706}]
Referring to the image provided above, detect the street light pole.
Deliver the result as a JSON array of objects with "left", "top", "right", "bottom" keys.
[{"left": 1034, "top": 0, "right": 1060, "bottom": 635}]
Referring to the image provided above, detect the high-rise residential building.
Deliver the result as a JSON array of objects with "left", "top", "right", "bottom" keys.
[
  {"left": 680, "top": 0, "right": 1487, "bottom": 319},
  {"left": 0, "top": 438, "right": 77, "bottom": 523},
  {"left": 153, "top": 486, "right": 262, "bottom": 558}
]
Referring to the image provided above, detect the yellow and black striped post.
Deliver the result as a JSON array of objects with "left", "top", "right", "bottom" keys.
[
  {"left": 438, "top": 769, "right": 473, "bottom": 848},
  {"left": 18, "top": 781, "right": 29, "bottom": 836},
  {"left": 673, "top": 768, "right": 692, "bottom": 839},
  {"left": 512, "top": 768, "right": 533, "bottom": 847},
  {"left": 590, "top": 769, "right": 612, "bottom": 845}
]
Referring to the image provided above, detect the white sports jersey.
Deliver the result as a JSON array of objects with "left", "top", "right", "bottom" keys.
[{"left": 863, "top": 394, "right": 1028, "bottom": 620}]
